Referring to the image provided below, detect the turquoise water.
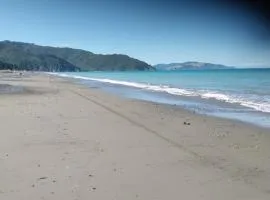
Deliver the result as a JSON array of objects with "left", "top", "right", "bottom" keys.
[{"left": 53, "top": 69, "right": 270, "bottom": 128}]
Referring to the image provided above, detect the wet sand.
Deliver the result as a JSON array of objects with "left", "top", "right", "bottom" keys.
[{"left": 1, "top": 72, "right": 270, "bottom": 199}]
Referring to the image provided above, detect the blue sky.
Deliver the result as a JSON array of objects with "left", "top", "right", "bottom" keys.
[{"left": 0, "top": 0, "right": 269, "bottom": 67}]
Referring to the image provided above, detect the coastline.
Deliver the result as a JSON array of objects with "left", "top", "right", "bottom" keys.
[
  {"left": 52, "top": 71, "right": 270, "bottom": 129},
  {"left": 63, "top": 74, "right": 270, "bottom": 130},
  {"left": 1, "top": 72, "right": 270, "bottom": 199}
]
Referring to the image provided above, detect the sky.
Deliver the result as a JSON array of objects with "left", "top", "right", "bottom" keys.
[{"left": 0, "top": 0, "right": 269, "bottom": 67}]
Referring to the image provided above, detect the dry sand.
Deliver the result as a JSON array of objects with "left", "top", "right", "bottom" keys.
[{"left": 0, "top": 72, "right": 270, "bottom": 199}]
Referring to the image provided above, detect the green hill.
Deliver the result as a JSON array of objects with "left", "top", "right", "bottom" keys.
[
  {"left": 0, "top": 41, "right": 153, "bottom": 72},
  {"left": 0, "top": 60, "right": 18, "bottom": 70}
]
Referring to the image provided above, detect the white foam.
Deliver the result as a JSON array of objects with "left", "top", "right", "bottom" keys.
[
  {"left": 51, "top": 73, "right": 270, "bottom": 113},
  {"left": 200, "top": 92, "right": 270, "bottom": 113},
  {"left": 201, "top": 92, "right": 230, "bottom": 101}
]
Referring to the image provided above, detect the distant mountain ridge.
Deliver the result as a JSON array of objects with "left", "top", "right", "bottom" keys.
[
  {"left": 0, "top": 41, "right": 154, "bottom": 72},
  {"left": 154, "top": 62, "right": 234, "bottom": 70},
  {"left": 0, "top": 41, "right": 236, "bottom": 72}
]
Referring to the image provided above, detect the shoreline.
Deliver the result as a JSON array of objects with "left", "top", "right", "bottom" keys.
[
  {"left": 2, "top": 72, "right": 269, "bottom": 131},
  {"left": 1, "top": 72, "right": 270, "bottom": 199},
  {"left": 53, "top": 73, "right": 270, "bottom": 130}
]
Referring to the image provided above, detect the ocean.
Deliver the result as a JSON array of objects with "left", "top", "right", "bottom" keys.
[{"left": 52, "top": 69, "right": 270, "bottom": 128}]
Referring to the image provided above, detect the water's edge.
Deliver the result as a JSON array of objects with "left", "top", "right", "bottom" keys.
[{"left": 49, "top": 72, "right": 270, "bottom": 129}]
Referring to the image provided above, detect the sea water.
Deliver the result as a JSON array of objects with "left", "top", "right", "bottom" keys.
[{"left": 52, "top": 69, "right": 270, "bottom": 128}]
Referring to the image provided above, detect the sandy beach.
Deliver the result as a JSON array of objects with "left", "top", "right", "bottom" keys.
[{"left": 1, "top": 71, "right": 270, "bottom": 200}]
